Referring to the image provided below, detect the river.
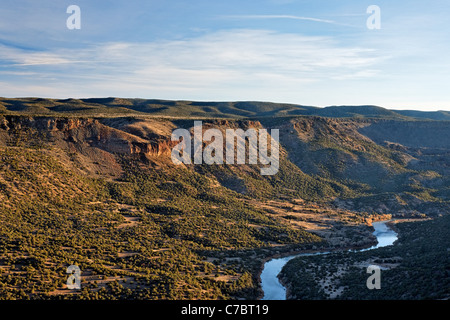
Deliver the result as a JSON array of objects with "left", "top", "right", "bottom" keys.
[{"left": 260, "top": 220, "right": 398, "bottom": 300}]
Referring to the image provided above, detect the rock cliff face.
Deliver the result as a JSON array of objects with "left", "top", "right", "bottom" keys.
[
  {"left": 0, "top": 114, "right": 449, "bottom": 217},
  {"left": 0, "top": 115, "right": 178, "bottom": 158}
]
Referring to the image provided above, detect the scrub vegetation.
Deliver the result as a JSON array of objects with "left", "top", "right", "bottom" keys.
[{"left": 0, "top": 98, "right": 448, "bottom": 300}]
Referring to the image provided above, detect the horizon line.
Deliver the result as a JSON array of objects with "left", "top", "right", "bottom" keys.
[{"left": 0, "top": 96, "right": 448, "bottom": 113}]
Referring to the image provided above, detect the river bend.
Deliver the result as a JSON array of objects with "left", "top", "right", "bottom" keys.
[{"left": 260, "top": 221, "right": 398, "bottom": 300}]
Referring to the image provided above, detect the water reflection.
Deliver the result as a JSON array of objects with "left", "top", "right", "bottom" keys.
[{"left": 261, "top": 220, "right": 397, "bottom": 300}]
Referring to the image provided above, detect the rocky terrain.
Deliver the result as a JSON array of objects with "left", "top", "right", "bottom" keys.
[{"left": 0, "top": 98, "right": 448, "bottom": 299}]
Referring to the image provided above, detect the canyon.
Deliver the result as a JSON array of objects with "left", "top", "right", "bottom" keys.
[{"left": 0, "top": 98, "right": 448, "bottom": 299}]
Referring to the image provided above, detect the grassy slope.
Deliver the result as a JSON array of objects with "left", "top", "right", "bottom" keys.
[
  {"left": 0, "top": 126, "right": 327, "bottom": 300},
  {"left": 2, "top": 97, "right": 450, "bottom": 120}
]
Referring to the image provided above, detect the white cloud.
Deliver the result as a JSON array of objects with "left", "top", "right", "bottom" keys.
[
  {"left": 0, "top": 44, "right": 85, "bottom": 66},
  {"left": 222, "top": 14, "right": 336, "bottom": 25},
  {"left": 0, "top": 29, "right": 385, "bottom": 100}
]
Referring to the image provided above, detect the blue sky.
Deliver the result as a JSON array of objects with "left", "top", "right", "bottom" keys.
[{"left": 0, "top": 0, "right": 449, "bottom": 111}]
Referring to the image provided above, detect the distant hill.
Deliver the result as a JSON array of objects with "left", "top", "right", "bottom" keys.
[
  {"left": 1, "top": 97, "right": 449, "bottom": 120},
  {"left": 313, "top": 105, "right": 410, "bottom": 119},
  {"left": 394, "top": 109, "right": 450, "bottom": 121}
]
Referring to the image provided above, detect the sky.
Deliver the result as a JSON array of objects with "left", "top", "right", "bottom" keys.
[{"left": 0, "top": 0, "right": 449, "bottom": 111}]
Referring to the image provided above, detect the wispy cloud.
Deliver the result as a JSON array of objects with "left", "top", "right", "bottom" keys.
[
  {"left": 0, "top": 29, "right": 385, "bottom": 100},
  {"left": 223, "top": 14, "right": 336, "bottom": 24},
  {"left": 0, "top": 44, "right": 87, "bottom": 67},
  {"left": 219, "top": 14, "right": 359, "bottom": 27}
]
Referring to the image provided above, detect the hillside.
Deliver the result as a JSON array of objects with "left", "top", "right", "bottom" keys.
[
  {"left": 2, "top": 97, "right": 450, "bottom": 120},
  {"left": 0, "top": 100, "right": 449, "bottom": 300},
  {"left": 280, "top": 215, "right": 450, "bottom": 300}
]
